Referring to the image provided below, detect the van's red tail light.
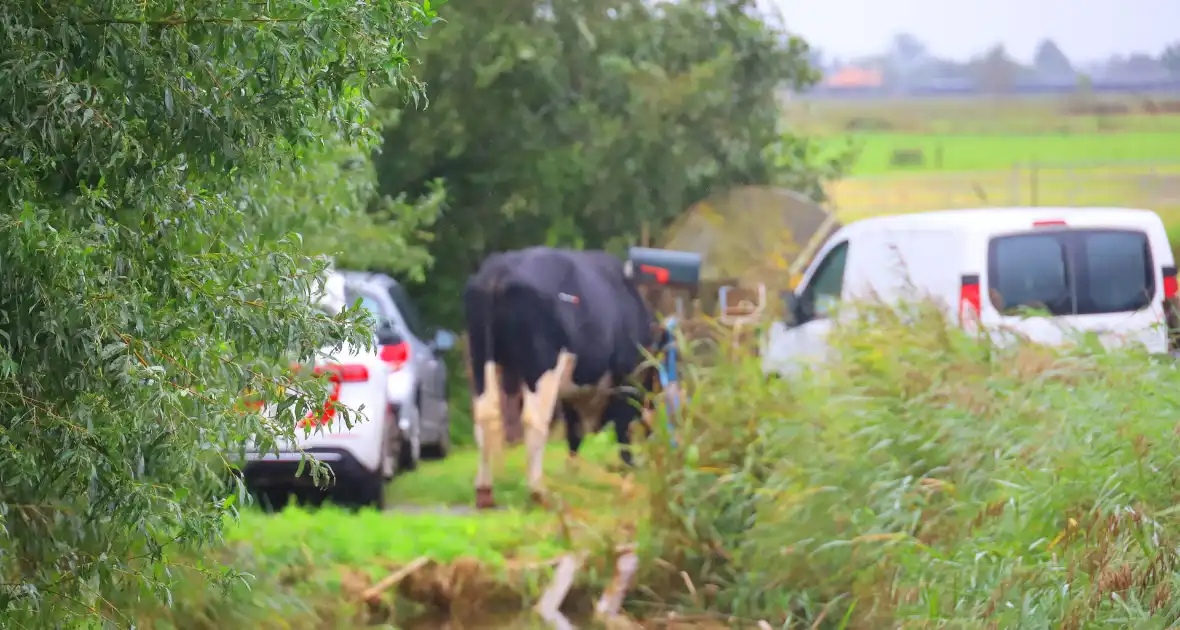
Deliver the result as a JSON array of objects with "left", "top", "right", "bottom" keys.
[
  {"left": 379, "top": 342, "right": 410, "bottom": 371},
  {"left": 959, "top": 274, "right": 981, "bottom": 327},
  {"left": 1163, "top": 266, "right": 1179, "bottom": 353},
  {"left": 1033, "top": 219, "right": 1068, "bottom": 227}
]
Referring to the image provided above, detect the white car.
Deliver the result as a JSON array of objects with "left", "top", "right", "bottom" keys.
[
  {"left": 241, "top": 273, "right": 405, "bottom": 510},
  {"left": 765, "top": 207, "right": 1178, "bottom": 377}
]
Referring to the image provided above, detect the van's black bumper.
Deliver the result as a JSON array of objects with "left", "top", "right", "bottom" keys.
[{"left": 240, "top": 448, "right": 367, "bottom": 489}]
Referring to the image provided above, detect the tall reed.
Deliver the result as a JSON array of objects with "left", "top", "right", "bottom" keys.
[{"left": 641, "top": 299, "right": 1180, "bottom": 628}]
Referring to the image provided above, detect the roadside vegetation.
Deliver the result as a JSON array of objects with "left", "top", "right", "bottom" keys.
[
  {"left": 153, "top": 300, "right": 1180, "bottom": 629},
  {"left": 642, "top": 301, "right": 1180, "bottom": 627}
]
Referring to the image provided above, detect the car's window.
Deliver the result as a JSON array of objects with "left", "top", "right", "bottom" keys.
[
  {"left": 357, "top": 294, "right": 385, "bottom": 323},
  {"left": 989, "top": 234, "right": 1071, "bottom": 315},
  {"left": 799, "top": 241, "right": 849, "bottom": 321},
  {"left": 988, "top": 229, "right": 1154, "bottom": 316},
  {"left": 387, "top": 283, "right": 428, "bottom": 339},
  {"left": 1078, "top": 231, "right": 1154, "bottom": 315},
  {"left": 346, "top": 289, "right": 389, "bottom": 325}
]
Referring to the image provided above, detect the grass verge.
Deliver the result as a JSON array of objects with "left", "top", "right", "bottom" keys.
[{"left": 140, "top": 435, "right": 642, "bottom": 629}]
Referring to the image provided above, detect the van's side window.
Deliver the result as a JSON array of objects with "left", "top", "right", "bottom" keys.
[{"left": 799, "top": 241, "right": 849, "bottom": 322}]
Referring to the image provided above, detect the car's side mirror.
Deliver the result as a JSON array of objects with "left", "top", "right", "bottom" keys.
[
  {"left": 430, "top": 329, "right": 457, "bottom": 352},
  {"left": 781, "top": 291, "right": 801, "bottom": 327},
  {"left": 375, "top": 320, "right": 402, "bottom": 346}
]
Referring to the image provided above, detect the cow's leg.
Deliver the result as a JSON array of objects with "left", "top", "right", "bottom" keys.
[
  {"left": 501, "top": 370, "right": 525, "bottom": 446},
  {"left": 561, "top": 402, "right": 586, "bottom": 474},
  {"left": 521, "top": 350, "right": 576, "bottom": 505},
  {"left": 604, "top": 393, "right": 643, "bottom": 468},
  {"left": 472, "top": 361, "right": 503, "bottom": 509},
  {"left": 564, "top": 372, "right": 612, "bottom": 455},
  {"left": 561, "top": 402, "right": 583, "bottom": 456}
]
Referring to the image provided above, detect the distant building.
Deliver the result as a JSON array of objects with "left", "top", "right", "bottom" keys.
[{"left": 821, "top": 66, "right": 884, "bottom": 89}]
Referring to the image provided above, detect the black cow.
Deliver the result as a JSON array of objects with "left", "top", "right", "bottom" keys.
[{"left": 464, "top": 247, "right": 658, "bottom": 509}]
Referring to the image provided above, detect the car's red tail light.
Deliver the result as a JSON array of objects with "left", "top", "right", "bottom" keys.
[
  {"left": 1033, "top": 219, "right": 1067, "bottom": 227},
  {"left": 379, "top": 342, "right": 410, "bottom": 371},
  {"left": 316, "top": 363, "right": 370, "bottom": 383},
  {"left": 1164, "top": 266, "right": 1178, "bottom": 300},
  {"left": 959, "top": 273, "right": 981, "bottom": 327},
  {"left": 299, "top": 363, "right": 368, "bottom": 427}
]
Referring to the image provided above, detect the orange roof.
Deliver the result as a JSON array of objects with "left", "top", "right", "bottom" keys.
[{"left": 823, "top": 67, "right": 884, "bottom": 88}]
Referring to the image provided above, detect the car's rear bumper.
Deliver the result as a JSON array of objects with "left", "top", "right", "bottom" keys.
[{"left": 240, "top": 447, "right": 368, "bottom": 490}]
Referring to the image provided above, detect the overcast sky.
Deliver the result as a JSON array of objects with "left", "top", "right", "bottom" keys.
[{"left": 769, "top": 0, "right": 1178, "bottom": 64}]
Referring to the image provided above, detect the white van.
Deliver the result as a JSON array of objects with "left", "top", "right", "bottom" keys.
[{"left": 762, "top": 207, "right": 1178, "bottom": 377}]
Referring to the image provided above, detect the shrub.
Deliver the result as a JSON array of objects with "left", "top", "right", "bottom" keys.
[{"left": 643, "top": 299, "right": 1180, "bottom": 628}]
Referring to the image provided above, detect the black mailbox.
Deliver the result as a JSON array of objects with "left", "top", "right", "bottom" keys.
[{"left": 626, "top": 247, "right": 702, "bottom": 287}]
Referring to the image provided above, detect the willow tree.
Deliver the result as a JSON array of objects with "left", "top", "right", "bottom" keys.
[{"left": 0, "top": 1, "right": 437, "bottom": 625}]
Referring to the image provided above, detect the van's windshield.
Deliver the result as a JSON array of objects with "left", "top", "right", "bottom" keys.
[{"left": 988, "top": 228, "right": 1155, "bottom": 316}]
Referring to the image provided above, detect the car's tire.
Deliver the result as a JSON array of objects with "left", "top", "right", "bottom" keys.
[
  {"left": 292, "top": 488, "right": 326, "bottom": 509},
  {"left": 398, "top": 435, "right": 419, "bottom": 471},
  {"left": 383, "top": 408, "right": 401, "bottom": 481},
  {"left": 421, "top": 392, "right": 450, "bottom": 460},
  {"left": 398, "top": 394, "right": 422, "bottom": 471},
  {"left": 422, "top": 418, "right": 450, "bottom": 461},
  {"left": 256, "top": 487, "right": 290, "bottom": 512},
  {"left": 350, "top": 468, "right": 386, "bottom": 510},
  {"left": 340, "top": 451, "right": 387, "bottom": 510}
]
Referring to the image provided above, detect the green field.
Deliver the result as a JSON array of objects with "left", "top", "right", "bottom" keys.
[
  {"left": 784, "top": 96, "right": 1180, "bottom": 234},
  {"left": 785, "top": 92, "right": 1180, "bottom": 135},
  {"left": 832, "top": 131, "right": 1180, "bottom": 176}
]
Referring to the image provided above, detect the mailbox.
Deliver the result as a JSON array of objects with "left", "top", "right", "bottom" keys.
[{"left": 625, "top": 247, "right": 702, "bottom": 287}]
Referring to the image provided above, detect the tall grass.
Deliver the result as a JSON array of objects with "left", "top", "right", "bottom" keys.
[{"left": 641, "top": 300, "right": 1180, "bottom": 628}]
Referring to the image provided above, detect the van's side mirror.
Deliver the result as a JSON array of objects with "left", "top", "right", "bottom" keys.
[
  {"left": 781, "top": 291, "right": 801, "bottom": 327},
  {"left": 375, "top": 321, "right": 402, "bottom": 346},
  {"left": 430, "top": 329, "right": 457, "bottom": 352}
]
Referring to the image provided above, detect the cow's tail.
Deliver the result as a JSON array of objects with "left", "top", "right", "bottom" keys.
[{"left": 466, "top": 275, "right": 506, "bottom": 461}]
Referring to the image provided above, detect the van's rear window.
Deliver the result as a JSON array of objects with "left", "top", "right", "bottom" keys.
[{"left": 988, "top": 229, "right": 1155, "bottom": 316}]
